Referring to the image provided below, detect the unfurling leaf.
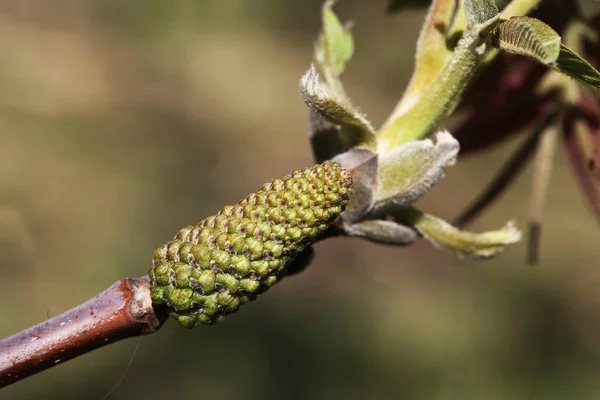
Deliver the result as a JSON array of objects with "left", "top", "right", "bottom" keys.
[
  {"left": 395, "top": 207, "right": 522, "bottom": 259},
  {"left": 305, "top": 2, "right": 376, "bottom": 157},
  {"left": 389, "top": 0, "right": 457, "bottom": 113},
  {"left": 300, "top": 65, "right": 376, "bottom": 150},
  {"left": 464, "top": 0, "right": 499, "bottom": 28},
  {"left": 378, "top": 27, "right": 483, "bottom": 149},
  {"left": 493, "top": 16, "right": 561, "bottom": 65},
  {"left": 373, "top": 130, "right": 459, "bottom": 213},
  {"left": 379, "top": 0, "right": 465, "bottom": 147},
  {"left": 552, "top": 44, "right": 600, "bottom": 91},
  {"left": 307, "top": 0, "right": 373, "bottom": 160},
  {"left": 492, "top": 16, "right": 600, "bottom": 90}
]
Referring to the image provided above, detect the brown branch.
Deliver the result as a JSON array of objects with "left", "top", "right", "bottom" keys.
[
  {"left": 0, "top": 276, "right": 168, "bottom": 388},
  {"left": 0, "top": 230, "right": 336, "bottom": 388}
]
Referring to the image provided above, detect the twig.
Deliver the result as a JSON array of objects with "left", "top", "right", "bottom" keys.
[{"left": 0, "top": 276, "right": 168, "bottom": 388}]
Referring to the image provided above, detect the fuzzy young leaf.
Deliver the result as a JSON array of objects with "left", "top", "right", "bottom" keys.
[
  {"left": 378, "top": 29, "right": 483, "bottom": 150},
  {"left": 345, "top": 219, "right": 419, "bottom": 245},
  {"left": 395, "top": 207, "right": 522, "bottom": 259},
  {"left": 464, "top": 0, "right": 499, "bottom": 28},
  {"left": 305, "top": 2, "right": 376, "bottom": 156},
  {"left": 552, "top": 44, "right": 600, "bottom": 91},
  {"left": 493, "top": 15, "right": 600, "bottom": 90},
  {"left": 307, "top": 0, "right": 373, "bottom": 160},
  {"left": 493, "top": 16, "right": 561, "bottom": 65},
  {"left": 380, "top": 0, "right": 458, "bottom": 135},
  {"left": 374, "top": 131, "right": 459, "bottom": 213},
  {"left": 300, "top": 65, "right": 376, "bottom": 150}
]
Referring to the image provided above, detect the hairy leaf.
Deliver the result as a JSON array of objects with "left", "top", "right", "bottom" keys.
[
  {"left": 306, "top": 2, "right": 376, "bottom": 157},
  {"left": 552, "top": 44, "right": 600, "bottom": 91},
  {"left": 380, "top": 0, "right": 458, "bottom": 138},
  {"left": 493, "top": 16, "right": 561, "bottom": 65},
  {"left": 395, "top": 207, "right": 522, "bottom": 259},
  {"left": 374, "top": 130, "right": 459, "bottom": 212},
  {"left": 345, "top": 219, "right": 419, "bottom": 245},
  {"left": 378, "top": 29, "right": 483, "bottom": 150},
  {"left": 300, "top": 66, "right": 376, "bottom": 150}
]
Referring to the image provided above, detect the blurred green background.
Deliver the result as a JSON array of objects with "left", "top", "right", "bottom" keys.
[{"left": 1, "top": 1, "right": 599, "bottom": 399}]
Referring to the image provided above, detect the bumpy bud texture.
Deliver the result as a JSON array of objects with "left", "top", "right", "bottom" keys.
[{"left": 149, "top": 161, "right": 353, "bottom": 328}]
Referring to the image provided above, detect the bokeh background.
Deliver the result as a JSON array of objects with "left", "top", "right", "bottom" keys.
[{"left": 1, "top": 1, "right": 599, "bottom": 399}]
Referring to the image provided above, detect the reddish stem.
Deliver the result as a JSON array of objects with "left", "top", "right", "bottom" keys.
[{"left": 0, "top": 276, "right": 168, "bottom": 388}]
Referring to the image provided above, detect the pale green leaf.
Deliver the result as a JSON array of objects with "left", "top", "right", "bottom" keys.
[
  {"left": 315, "top": 0, "right": 354, "bottom": 95},
  {"left": 395, "top": 207, "right": 522, "bottom": 259},
  {"left": 378, "top": 29, "right": 482, "bottom": 151},
  {"left": 380, "top": 0, "right": 458, "bottom": 139},
  {"left": 493, "top": 16, "right": 561, "bottom": 64},
  {"left": 300, "top": 65, "right": 376, "bottom": 150},
  {"left": 374, "top": 130, "right": 459, "bottom": 212},
  {"left": 552, "top": 44, "right": 600, "bottom": 91},
  {"left": 306, "top": 1, "right": 376, "bottom": 157}
]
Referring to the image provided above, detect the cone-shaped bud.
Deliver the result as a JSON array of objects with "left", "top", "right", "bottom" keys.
[{"left": 149, "top": 161, "right": 353, "bottom": 328}]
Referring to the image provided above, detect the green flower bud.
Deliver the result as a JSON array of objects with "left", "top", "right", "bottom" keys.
[{"left": 149, "top": 161, "right": 353, "bottom": 328}]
